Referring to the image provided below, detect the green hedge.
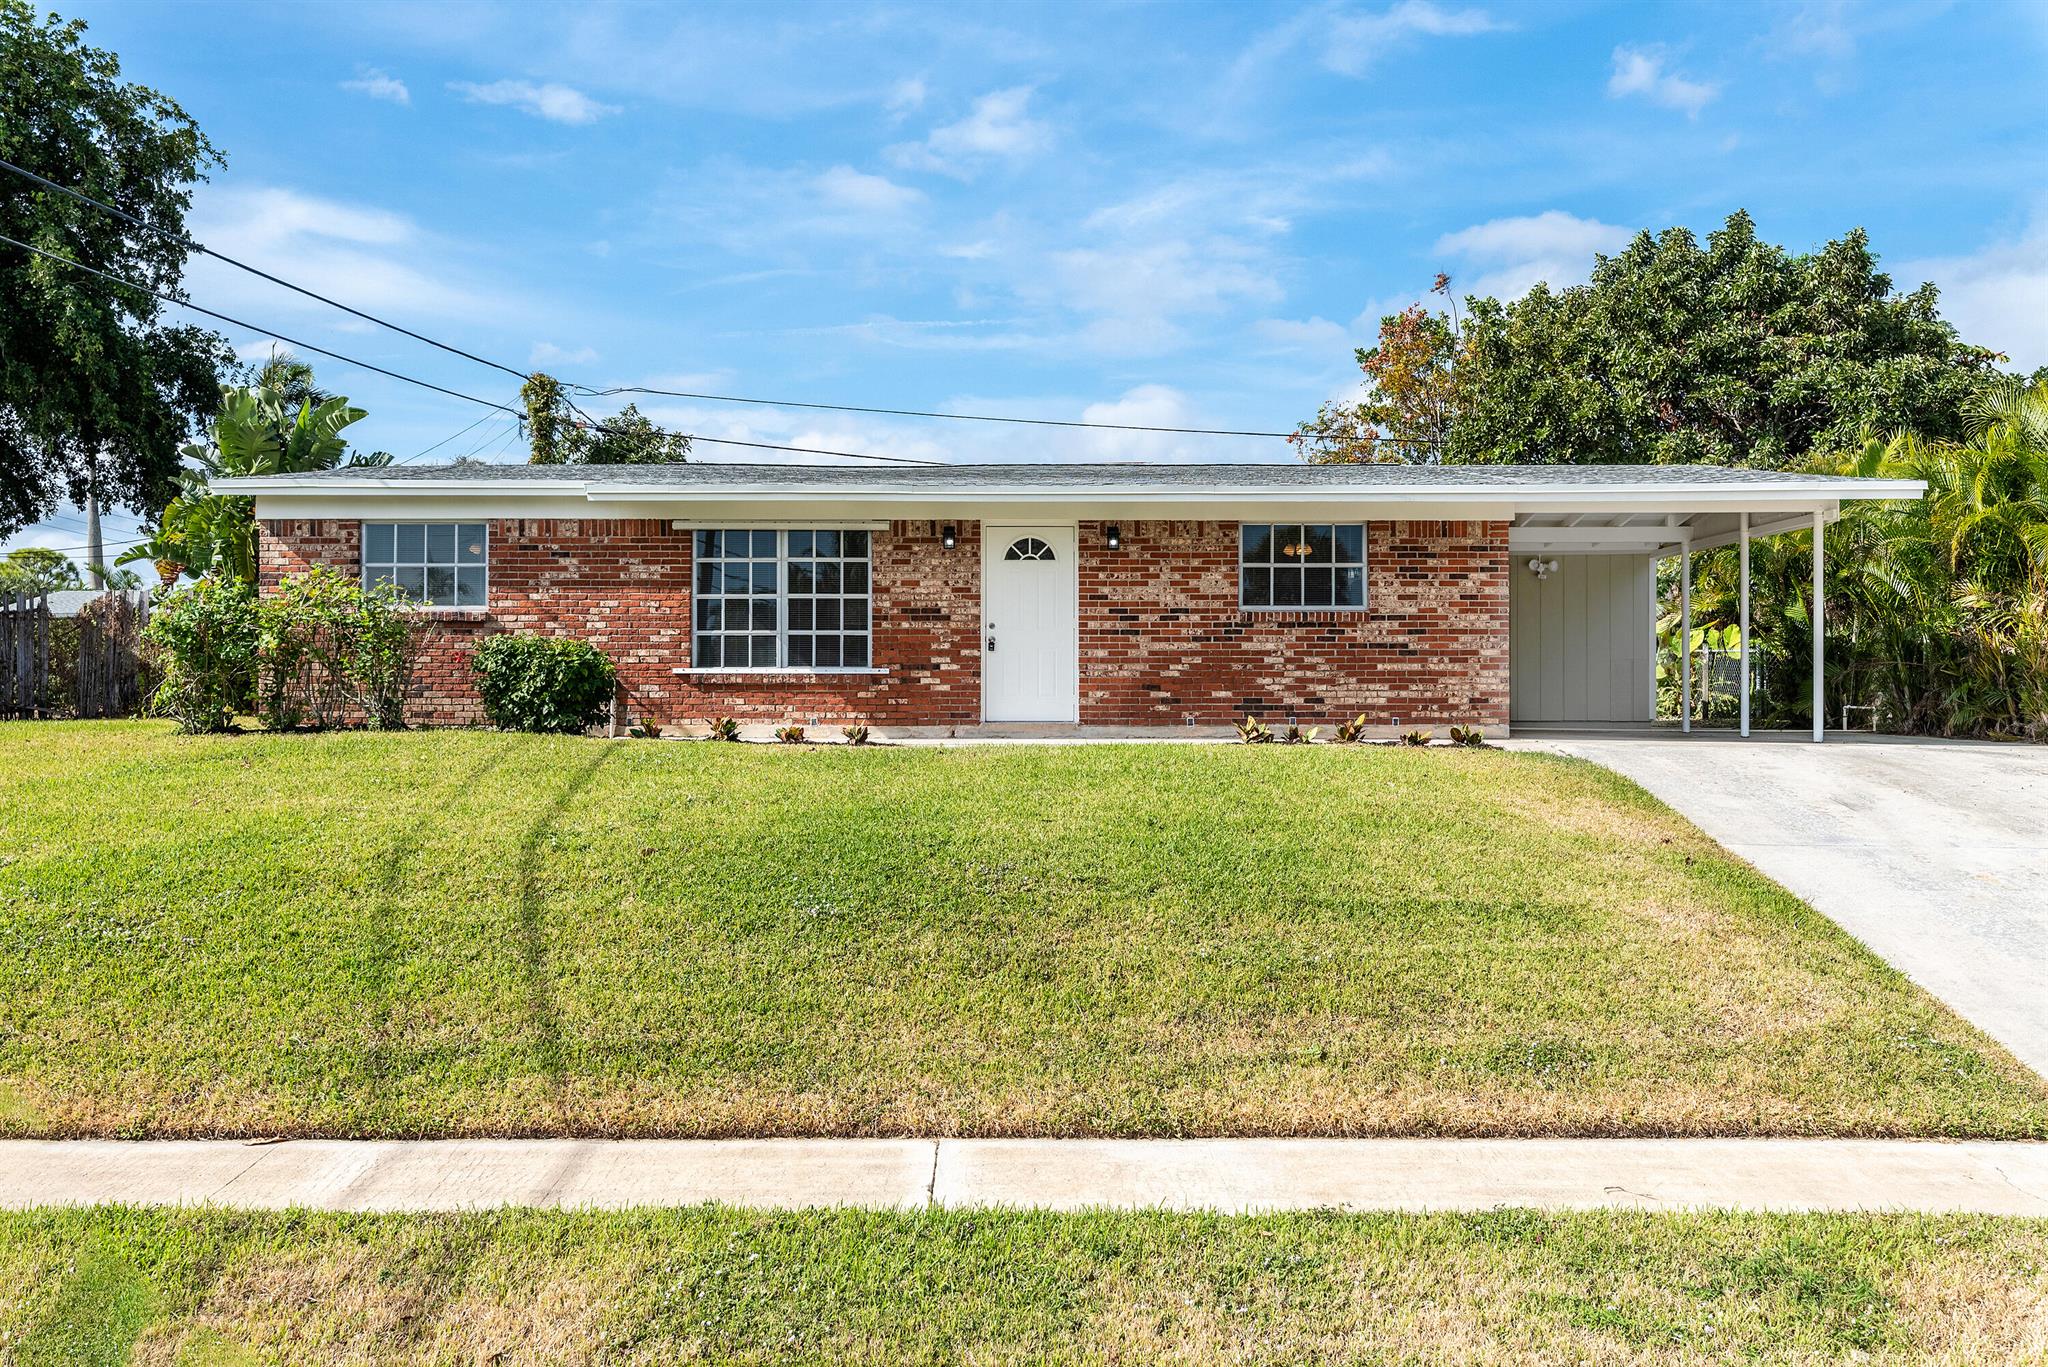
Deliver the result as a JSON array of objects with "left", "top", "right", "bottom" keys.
[{"left": 471, "top": 634, "right": 617, "bottom": 734}]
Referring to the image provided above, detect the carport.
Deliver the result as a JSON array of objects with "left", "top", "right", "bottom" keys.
[{"left": 1506, "top": 472, "right": 1923, "bottom": 740}]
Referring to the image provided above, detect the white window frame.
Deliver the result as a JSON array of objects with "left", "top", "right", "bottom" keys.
[
  {"left": 361, "top": 521, "right": 489, "bottom": 609},
  {"left": 686, "top": 527, "right": 880, "bottom": 674},
  {"left": 1238, "top": 521, "right": 1369, "bottom": 611}
]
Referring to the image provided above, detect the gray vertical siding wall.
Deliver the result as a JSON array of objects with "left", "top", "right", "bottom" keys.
[{"left": 1508, "top": 554, "right": 1654, "bottom": 723}]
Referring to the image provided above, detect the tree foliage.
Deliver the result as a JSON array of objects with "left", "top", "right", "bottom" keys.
[
  {"left": 0, "top": 545, "right": 83, "bottom": 596},
  {"left": 118, "top": 363, "right": 378, "bottom": 585},
  {"left": 472, "top": 633, "right": 618, "bottom": 733},
  {"left": 523, "top": 372, "right": 690, "bottom": 465},
  {"left": 0, "top": 1, "right": 233, "bottom": 537},
  {"left": 1447, "top": 211, "right": 2002, "bottom": 469},
  {"left": 1291, "top": 284, "right": 1463, "bottom": 464}
]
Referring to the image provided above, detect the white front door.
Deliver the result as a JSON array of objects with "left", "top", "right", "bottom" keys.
[{"left": 982, "top": 524, "right": 1078, "bottom": 722}]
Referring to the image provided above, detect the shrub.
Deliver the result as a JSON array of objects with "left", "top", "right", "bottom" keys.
[
  {"left": 1400, "top": 728, "right": 1433, "bottom": 746},
  {"left": 1236, "top": 716, "right": 1273, "bottom": 743},
  {"left": 842, "top": 724, "right": 871, "bottom": 745},
  {"left": 1333, "top": 714, "right": 1369, "bottom": 743},
  {"left": 774, "top": 724, "right": 807, "bottom": 744},
  {"left": 142, "top": 578, "right": 260, "bottom": 733},
  {"left": 1279, "top": 724, "right": 1318, "bottom": 744},
  {"left": 472, "top": 634, "right": 618, "bottom": 734},
  {"left": 258, "top": 568, "right": 421, "bottom": 730},
  {"left": 1450, "top": 725, "right": 1485, "bottom": 746},
  {"left": 705, "top": 716, "right": 741, "bottom": 742}
]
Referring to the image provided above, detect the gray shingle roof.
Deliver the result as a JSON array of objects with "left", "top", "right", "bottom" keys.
[{"left": 261, "top": 460, "right": 1897, "bottom": 490}]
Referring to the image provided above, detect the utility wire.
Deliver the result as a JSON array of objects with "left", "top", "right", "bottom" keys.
[
  {"left": 1, "top": 232, "right": 940, "bottom": 466},
  {"left": 2, "top": 231, "right": 524, "bottom": 415},
  {"left": 0, "top": 155, "right": 528, "bottom": 382},
  {"left": 5, "top": 159, "right": 1298, "bottom": 444},
  {"left": 594, "top": 384, "right": 1297, "bottom": 438}
]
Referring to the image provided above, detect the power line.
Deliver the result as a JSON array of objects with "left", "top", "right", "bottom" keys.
[
  {"left": 395, "top": 412, "right": 499, "bottom": 465},
  {"left": 0, "top": 155, "right": 528, "bottom": 382},
  {"left": 2, "top": 230, "right": 524, "bottom": 415},
  {"left": 3, "top": 231, "right": 940, "bottom": 466},
  {"left": 6, "top": 159, "right": 1296, "bottom": 444},
  {"left": 595, "top": 384, "right": 1296, "bottom": 438}
]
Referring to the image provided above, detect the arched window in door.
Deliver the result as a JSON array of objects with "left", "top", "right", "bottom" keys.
[{"left": 1003, "top": 537, "right": 1056, "bottom": 562}]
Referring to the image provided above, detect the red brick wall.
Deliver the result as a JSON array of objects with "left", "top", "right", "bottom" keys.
[
  {"left": 258, "top": 514, "right": 1506, "bottom": 730},
  {"left": 257, "top": 517, "right": 982, "bottom": 729},
  {"left": 1076, "top": 519, "right": 1508, "bottom": 728}
]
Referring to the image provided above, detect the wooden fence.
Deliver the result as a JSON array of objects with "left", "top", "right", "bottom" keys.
[
  {"left": 73, "top": 589, "right": 151, "bottom": 718},
  {"left": 1, "top": 589, "right": 152, "bottom": 719},
  {"left": 1, "top": 591, "right": 50, "bottom": 718}
]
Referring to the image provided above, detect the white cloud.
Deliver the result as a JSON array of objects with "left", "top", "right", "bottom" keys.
[
  {"left": 1325, "top": 1, "right": 1505, "bottom": 76},
  {"left": 1901, "top": 215, "right": 2048, "bottom": 373},
  {"left": 887, "top": 86, "right": 1050, "bottom": 177},
  {"left": 1074, "top": 385, "right": 1211, "bottom": 461},
  {"left": 884, "top": 77, "right": 927, "bottom": 118},
  {"left": 815, "top": 165, "right": 924, "bottom": 215},
  {"left": 1047, "top": 240, "right": 1282, "bottom": 353},
  {"left": 1253, "top": 317, "right": 1352, "bottom": 352},
  {"left": 183, "top": 185, "right": 494, "bottom": 325},
  {"left": 1434, "top": 210, "right": 1633, "bottom": 299},
  {"left": 341, "top": 67, "right": 410, "bottom": 105},
  {"left": 1608, "top": 45, "right": 1719, "bottom": 117},
  {"left": 529, "top": 341, "right": 600, "bottom": 369},
  {"left": 450, "top": 79, "right": 619, "bottom": 125}
]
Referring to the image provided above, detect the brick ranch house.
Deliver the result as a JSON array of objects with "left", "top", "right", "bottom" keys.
[{"left": 217, "top": 462, "right": 1921, "bottom": 738}]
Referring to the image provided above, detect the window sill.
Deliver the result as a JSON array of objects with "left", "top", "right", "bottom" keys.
[
  {"left": 405, "top": 606, "right": 490, "bottom": 618},
  {"left": 674, "top": 667, "right": 889, "bottom": 678}
]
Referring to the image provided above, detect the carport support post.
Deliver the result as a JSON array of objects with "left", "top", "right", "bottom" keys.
[
  {"left": 1679, "top": 545, "right": 1692, "bottom": 733},
  {"left": 1739, "top": 512, "right": 1750, "bottom": 738},
  {"left": 1812, "top": 509, "right": 1825, "bottom": 743}
]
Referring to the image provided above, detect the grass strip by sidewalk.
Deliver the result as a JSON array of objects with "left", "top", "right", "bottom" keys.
[
  {"left": 2, "top": 721, "right": 2044, "bottom": 1139},
  {"left": 2, "top": 1206, "right": 2045, "bottom": 1364}
]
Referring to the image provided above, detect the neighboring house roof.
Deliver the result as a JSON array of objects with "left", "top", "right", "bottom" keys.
[{"left": 35, "top": 589, "right": 147, "bottom": 619}]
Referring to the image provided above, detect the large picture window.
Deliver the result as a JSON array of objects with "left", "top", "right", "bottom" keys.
[
  {"left": 694, "top": 529, "right": 871, "bottom": 669},
  {"left": 363, "top": 522, "right": 487, "bottom": 606},
  {"left": 1240, "top": 523, "right": 1365, "bottom": 609}
]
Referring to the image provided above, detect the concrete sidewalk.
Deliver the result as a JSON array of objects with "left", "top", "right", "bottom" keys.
[{"left": 5, "top": 1138, "right": 2048, "bottom": 1215}]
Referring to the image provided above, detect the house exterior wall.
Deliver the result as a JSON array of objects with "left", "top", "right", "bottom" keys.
[
  {"left": 258, "top": 514, "right": 1507, "bottom": 731},
  {"left": 1076, "top": 519, "right": 1508, "bottom": 727}
]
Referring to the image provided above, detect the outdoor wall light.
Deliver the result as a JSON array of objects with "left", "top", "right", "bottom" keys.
[
  {"left": 1526, "top": 557, "right": 1560, "bottom": 580},
  {"left": 941, "top": 524, "right": 957, "bottom": 549},
  {"left": 1105, "top": 524, "right": 1122, "bottom": 550}
]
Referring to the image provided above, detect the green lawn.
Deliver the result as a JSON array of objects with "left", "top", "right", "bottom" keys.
[
  {"left": 0, "top": 720, "right": 2042, "bottom": 1139},
  {"left": 3, "top": 1206, "right": 2044, "bottom": 1364}
]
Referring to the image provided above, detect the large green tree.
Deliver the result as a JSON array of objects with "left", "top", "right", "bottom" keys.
[
  {"left": 0, "top": 2, "right": 232, "bottom": 538},
  {"left": 1444, "top": 211, "right": 2003, "bottom": 469},
  {"left": 0, "top": 545, "right": 82, "bottom": 596}
]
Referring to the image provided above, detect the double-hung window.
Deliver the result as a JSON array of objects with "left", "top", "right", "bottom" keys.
[
  {"left": 363, "top": 522, "right": 487, "bottom": 606},
  {"left": 694, "top": 529, "right": 871, "bottom": 669},
  {"left": 1240, "top": 523, "right": 1365, "bottom": 609}
]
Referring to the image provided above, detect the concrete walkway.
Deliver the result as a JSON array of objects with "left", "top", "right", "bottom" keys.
[
  {"left": 5, "top": 1138, "right": 2048, "bottom": 1215},
  {"left": 1518, "top": 731, "right": 2048, "bottom": 1078}
]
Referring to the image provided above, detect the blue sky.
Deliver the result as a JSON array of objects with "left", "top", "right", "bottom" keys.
[{"left": 13, "top": 0, "right": 2048, "bottom": 567}]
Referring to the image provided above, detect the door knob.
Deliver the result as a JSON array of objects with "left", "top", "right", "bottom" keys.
[{"left": 986, "top": 635, "right": 996, "bottom": 652}]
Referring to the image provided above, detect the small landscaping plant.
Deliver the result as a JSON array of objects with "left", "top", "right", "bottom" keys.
[
  {"left": 471, "top": 634, "right": 617, "bottom": 734},
  {"left": 1279, "top": 724, "right": 1318, "bottom": 744},
  {"left": 1236, "top": 716, "right": 1273, "bottom": 743},
  {"left": 842, "top": 724, "right": 871, "bottom": 745},
  {"left": 1333, "top": 714, "right": 1369, "bottom": 743},
  {"left": 1400, "top": 728, "right": 1433, "bottom": 747},
  {"left": 774, "top": 725, "right": 807, "bottom": 744},
  {"left": 1450, "top": 725, "right": 1485, "bottom": 746},
  {"left": 142, "top": 577, "right": 260, "bottom": 733},
  {"left": 705, "top": 717, "right": 742, "bottom": 742}
]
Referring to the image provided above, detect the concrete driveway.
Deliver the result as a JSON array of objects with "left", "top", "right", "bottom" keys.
[{"left": 1513, "top": 731, "right": 2048, "bottom": 1078}]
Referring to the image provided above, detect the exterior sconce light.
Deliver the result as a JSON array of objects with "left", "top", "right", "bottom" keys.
[
  {"left": 1526, "top": 557, "right": 1559, "bottom": 580},
  {"left": 941, "top": 524, "right": 957, "bottom": 550},
  {"left": 1105, "top": 524, "right": 1121, "bottom": 550}
]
